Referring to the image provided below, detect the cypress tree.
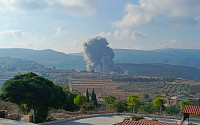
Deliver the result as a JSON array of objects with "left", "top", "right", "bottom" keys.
[
  {"left": 91, "top": 88, "right": 98, "bottom": 107},
  {"left": 86, "top": 88, "right": 90, "bottom": 102}
]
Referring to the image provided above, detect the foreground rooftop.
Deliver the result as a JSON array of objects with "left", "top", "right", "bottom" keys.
[{"left": 120, "top": 119, "right": 180, "bottom": 125}]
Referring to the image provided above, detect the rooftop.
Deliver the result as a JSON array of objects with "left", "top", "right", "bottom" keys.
[
  {"left": 184, "top": 105, "right": 200, "bottom": 114},
  {"left": 120, "top": 119, "right": 180, "bottom": 125}
]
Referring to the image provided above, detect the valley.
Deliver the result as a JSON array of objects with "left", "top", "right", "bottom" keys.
[{"left": 1, "top": 49, "right": 200, "bottom": 99}]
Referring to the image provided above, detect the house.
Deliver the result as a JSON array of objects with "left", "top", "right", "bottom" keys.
[
  {"left": 162, "top": 93, "right": 200, "bottom": 106},
  {"left": 162, "top": 98, "right": 177, "bottom": 106},
  {"left": 176, "top": 92, "right": 200, "bottom": 106},
  {"left": 176, "top": 97, "right": 200, "bottom": 106},
  {"left": 193, "top": 93, "right": 200, "bottom": 98}
]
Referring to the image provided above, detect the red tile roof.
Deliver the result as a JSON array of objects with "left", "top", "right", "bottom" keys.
[
  {"left": 120, "top": 119, "right": 180, "bottom": 125},
  {"left": 184, "top": 105, "right": 200, "bottom": 114}
]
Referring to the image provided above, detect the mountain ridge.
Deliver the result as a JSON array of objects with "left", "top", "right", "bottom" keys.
[
  {"left": 120, "top": 63, "right": 200, "bottom": 80},
  {"left": 1, "top": 48, "right": 200, "bottom": 70},
  {"left": 0, "top": 49, "right": 200, "bottom": 80},
  {"left": 0, "top": 48, "right": 85, "bottom": 70}
]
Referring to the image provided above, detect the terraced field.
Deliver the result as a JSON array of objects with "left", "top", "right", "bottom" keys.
[
  {"left": 69, "top": 76, "right": 200, "bottom": 99},
  {"left": 70, "top": 78, "right": 136, "bottom": 99}
]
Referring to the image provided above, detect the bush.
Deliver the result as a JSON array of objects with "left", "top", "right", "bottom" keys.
[
  {"left": 152, "top": 118, "right": 158, "bottom": 121},
  {"left": 136, "top": 115, "right": 144, "bottom": 121},
  {"left": 139, "top": 104, "right": 152, "bottom": 114},
  {"left": 124, "top": 117, "right": 130, "bottom": 120},
  {"left": 166, "top": 105, "right": 180, "bottom": 116},
  {"left": 132, "top": 115, "right": 144, "bottom": 121},
  {"left": 138, "top": 103, "right": 158, "bottom": 114},
  {"left": 82, "top": 101, "right": 97, "bottom": 111},
  {"left": 143, "top": 93, "right": 150, "bottom": 99},
  {"left": 113, "top": 99, "right": 128, "bottom": 112}
]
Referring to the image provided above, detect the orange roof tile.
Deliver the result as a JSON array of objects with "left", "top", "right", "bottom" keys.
[
  {"left": 120, "top": 119, "right": 180, "bottom": 125},
  {"left": 184, "top": 105, "right": 200, "bottom": 114}
]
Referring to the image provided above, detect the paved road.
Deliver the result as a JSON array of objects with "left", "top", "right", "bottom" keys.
[
  {"left": 51, "top": 115, "right": 124, "bottom": 125},
  {"left": 0, "top": 118, "right": 35, "bottom": 125},
  {"left": 50, "top": 115, "right": 200, "bottom": 125}
]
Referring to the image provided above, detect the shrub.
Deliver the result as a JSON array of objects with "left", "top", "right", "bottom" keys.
[
  {"left": 136, "top": 115, "right": 143, "bottom": 121},
  {"left": 124, "top": 117, "right": 130, "bottom": 120},
  {"left": 152, "top": 118, "right": 158, "bottom": 121},
  {"left": 166, "top": 105, "right": 180, "bottom": 116},
  {"left": 113, "top": 99, "right": 128, "bottom": 112}
]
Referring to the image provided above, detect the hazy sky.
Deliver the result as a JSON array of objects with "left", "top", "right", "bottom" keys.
[{"left": 0, "top": 0, "right": 200, "bottom": 53}]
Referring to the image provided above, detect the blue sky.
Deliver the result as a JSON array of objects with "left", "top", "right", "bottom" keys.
[{"left": 0, "top": 0, "right": 200, "bottom": 53}]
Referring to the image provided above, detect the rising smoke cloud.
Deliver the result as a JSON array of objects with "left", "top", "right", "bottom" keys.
[{"left": 83, "top": 36, "right": 124, "bottom": 74}]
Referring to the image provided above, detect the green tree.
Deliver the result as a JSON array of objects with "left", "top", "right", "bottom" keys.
[
  {"left": 143, "top": 93, "right": 149, "bottom": 99},
  {"left": 179, "top": 100, "right": 191, "bottom": 111},
  {"left": 139, "top": 103, "right": 159, "bottom": 114},
  {"left": 113, "top": 99, "right": 128, "bottom": 112},
  {"left": 74, "top": 94, "right": 87, "bottom": 109},
  {"left": 139, "top": 104, "right": 153, "bottom": 114},
  {"left": 165, "top": 92, "right": 169, "bottom": 97},
  {"left": 86, "top": 89, "right": 90, "bottom": 102},
  {"left": 103, "top": 95, "right": 116, "bottom": 110},
  {"left": 82, "top": 101, "right": 96, "bottom": 111},
  {"left": 166, "top": 105, "right": 180, "bottom": 116},
  {"left": 155, "top": 91, "right": 161, "bottom": 98},
  {"left": 127, "top": 94, "right": 139, "bottom": 112},
  {"left": 0, "top": 72, "right": 66, "bottom": 123},
  {"left": 56, "top": 83, "right": 79, "bottom": 112},
  {"left": 65, "top": 91, "right": 79, "bottom": 111},
  {"left": 91, "top": 89, "right": 98, "bottom": 107},
  {"left": 63, "top": 88, "right": 79, "bottom": 111},
  {"left": 153, "top": 98, "right": 165, "bottom": 114}
]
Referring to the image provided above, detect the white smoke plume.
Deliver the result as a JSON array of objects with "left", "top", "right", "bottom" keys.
[{"left": 83, "top": 36, "right": 124, "bottom": 74}]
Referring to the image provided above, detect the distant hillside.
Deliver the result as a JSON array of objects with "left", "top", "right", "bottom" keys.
[
  {"left": 0, "top": 57, "right": 44, "bottom": 72},
  {"left": 120, "top": 63, "right": 200, "bottom": 80},
  {"left": 2, "top": 48, "right": 200, "bottom": 71},
  {"left": 0, "top": 57, "right": 72, "bottom": 88},
  {"left": 0, "top": 57, "right": 45, "bottom": 87},
  {"left": 1, "top": 57, "right": 200, "bottom": 97},
  {"left": 69, "top": 48, "right": 200, "bottom": 69},
  {"left": 114, "top": 49, "right": 200, "bottom": 69},
  {"left": 0, "top": 48, "right": 85, "bottom": 70}
]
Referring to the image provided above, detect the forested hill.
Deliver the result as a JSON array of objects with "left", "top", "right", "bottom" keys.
[
  {"left": 1, "top": 48, "right": 200, "bottom": 70},
  {"left": 0, "top": 57, "right": 70, "bottom": 88},
  {"left": 113, "top": 49, "right": 200, "bottom": 69},
  {"left": 0, "top": 57, "right": 44, "bottom": 72},
  {"left": 120, "top": 63, "right": 200, "bottom": 80},
  {"left": 0, "top": 48, "right": 85, "bottom": 70},
  {"left": 69, "top": 48, "right": 200, "bottom": 69},
  {"left": 1, "top": 56, "right": 200, "bottom": 81}
]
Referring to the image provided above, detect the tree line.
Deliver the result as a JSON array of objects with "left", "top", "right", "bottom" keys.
[
  {"left": 102, "top": 94, "right": 192, "bottom": 117},
  {"left": 110, "top": 75, "right": 175, "bottom": 82}
]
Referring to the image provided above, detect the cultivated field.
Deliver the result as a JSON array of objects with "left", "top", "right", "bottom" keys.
[
  {"left": 70, "top": 78, "right": 137, "bottom": 99},
  {"left": 69, "top": 75, "right": 200, "bottom": 99}
]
